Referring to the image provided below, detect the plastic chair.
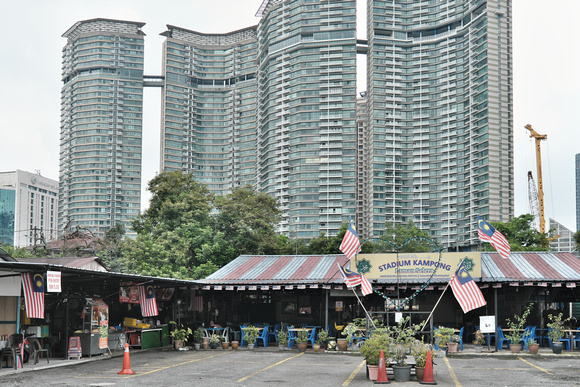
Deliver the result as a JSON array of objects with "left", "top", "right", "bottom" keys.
[
  {"left": 522, "top": 326, "right": 536, "bottom": 350},
  {"left": 287, "top": 326, "right": 297, "bottom": 349},
  {"left": 30, "top": 338, "right": 49, "bottom": 364},
  {"left": 458, "top": 327, "right": 464, "bottom": 351},
  {"left": 269, "top": 323, "right": 280, "bottom": 343},
  {"left": 240, "top": 325, "right": 248, "bottom": 347},
  {"left": 0, "top": 334, "right": 23, "bottom": 369},
  {"left": 497, "top": 327, "right": 510, "bottom": 351},
  {"left": 307, "top": 327, "right": 317, "bottom": 348},
  {"left": 256, "top": 325, "right": 270, "bottom": 348},
  {"left": 572, "top": 328, "right": 580, "bottom": 350}
]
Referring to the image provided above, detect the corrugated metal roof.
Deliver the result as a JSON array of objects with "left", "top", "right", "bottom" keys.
[
  {"left": 203, "top": 255, "right": 349, "bottom": 285},
  {"left": 481, "top": 252, "right": 580, "bottom": 282}
]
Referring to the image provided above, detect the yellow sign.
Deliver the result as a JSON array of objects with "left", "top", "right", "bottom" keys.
[{"left": 356, "top": 252, "right": 481, "bottom": 281}]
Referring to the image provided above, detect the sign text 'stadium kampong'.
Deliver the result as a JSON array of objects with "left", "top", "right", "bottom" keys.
[{"left": 378, "top": 260, "right": 452, "bottom": 272}]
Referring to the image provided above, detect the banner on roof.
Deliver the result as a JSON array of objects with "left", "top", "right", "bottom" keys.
[{"left": 358, "top": 252, "right": 481, "bottom": 281}]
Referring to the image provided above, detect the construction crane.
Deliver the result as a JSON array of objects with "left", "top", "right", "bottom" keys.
[
  {"left": 527, "top": 171, "right": 540, "bottom": 231},
  {"left": 524, "top": 124, "right": 547, "bottom": 233}
]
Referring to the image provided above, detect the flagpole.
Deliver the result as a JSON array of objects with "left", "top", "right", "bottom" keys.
[
  {"left": 337, "top": 262, "right": 377, "bottom": 330},
  {"left": 420, "top": 257, "right": 467, "bottom": 332}
]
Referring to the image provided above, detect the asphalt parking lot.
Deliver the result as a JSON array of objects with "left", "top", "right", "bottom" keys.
[{"left": 1, "top": 347, "right": 580, "bottom": 386}]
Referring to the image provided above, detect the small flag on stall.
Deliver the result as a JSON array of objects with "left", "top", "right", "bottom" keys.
[
  {"left": 22, "top": 272, "right": 44, "bottom": 319},
  {"left": 338, "top": 265, "right": 373, "bottom": 296},
  {"left": 477, "top": 216, "right": 510, "bottom": 259},
  {"left": 138, "top": 285, "right": 158, "bottom": 317},
  {"left": 449, "top": 262, "right": 486, "bottom": 313},
  {"left": 339, "top": 217, "right": 361, "bottom": 260}
]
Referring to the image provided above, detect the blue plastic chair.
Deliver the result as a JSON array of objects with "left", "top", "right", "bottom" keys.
[
  {"left": 287, "top": 326, "right": 297, "bottom": 349},
  {"left": 256, "top": 325, "right": 270, "bottom": 347},
  {"left": 572, "top": 328, "right": 580, "bottom": 350},
  {"left": 240, "top": 325, "right": 248, "bottom": 347},
  {"left": 269, "top": 323, "right": 281, "bottom": 343},
  {"left": 433, "top": 327, "right": 439, "bottom": 350},
  {"left": 497, "top": 327, "right": 510, "bottom": 351},
  {"left": 522, "top": 326, "right": 537, "bottom": 350},
  {"left": 307, "top": 327, "right": 317, "bottom": 348},
  {"left": 458, "top": 327, "right": 464, "bottom": 351}
]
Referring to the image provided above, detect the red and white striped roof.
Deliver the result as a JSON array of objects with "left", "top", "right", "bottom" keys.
[
  {"left": 203, "top": 255, "right": 348, "bottom": 285},
  {"left": 481, "top": 252, "right": 580, "bottom": 282}
]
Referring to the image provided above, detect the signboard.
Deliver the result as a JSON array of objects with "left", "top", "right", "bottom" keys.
[
  {"left": 357, "top": 252, "right": 481, "bottom": 281},
  {"left": 46, "top": 271, "right": 61, "bottom": 292},
  {"left": 479, "top": 316, "right": 496, "bottom": 334},
  {"left": 119, "top": 282, "right": 139, "bottom": 304}
]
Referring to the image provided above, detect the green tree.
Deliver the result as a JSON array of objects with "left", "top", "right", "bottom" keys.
[
  {"left": 213, "top": 185, "right": 282, "bottom": 256},
  {"left": 97, "top": 223, "right": 126, "bottom": 272},
  {"left": 487, "top": 214, "right": 548, "bottom": 251},
  {"left": 370, "top": 221, "right": 435, "bottom": 253},
  {"left": 306, "top": 222, "right": 349, "bottom": 254}
]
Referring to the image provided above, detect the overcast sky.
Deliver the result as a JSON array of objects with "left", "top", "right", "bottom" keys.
[{"left": 1, "top": 0, "right": 579, "bottom": 231}]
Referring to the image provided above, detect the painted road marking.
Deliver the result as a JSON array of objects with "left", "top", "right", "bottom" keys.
[
  {"left": 237, "top": 352, "right": 304, "bottom": 383},
  {"left": 517, "top": 356, "right": 554, "bottom": 376},
  {"left": 342, "top": 359, "right": 365, "bottom": 386},
  {"left": 75, "top": 352, "right": 229, "bottom": 379},
  {"left": 444, "top": 357, "right": 462, "bottom": 387}
]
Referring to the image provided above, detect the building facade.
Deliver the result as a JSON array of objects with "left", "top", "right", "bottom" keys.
[
  {"left": 59, "top": 19, "right": 145, "bottom": 236},
  {"left": 159, "top": 26, "right": 259, "bottom": 196},
  {"left": 366, "top": 0, "right": 513, "bottom": 248},
  {"left": 549, "top": 218, "right": 576, "bottom": 253},
  {"left": 60, "top": 0, "right": 514, "bottom": 248},
  {"left": 0, "top": 170, "right": 59, "bottom": 247}
]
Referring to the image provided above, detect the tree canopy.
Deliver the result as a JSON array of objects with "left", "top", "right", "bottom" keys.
[{"left": 487, "top": 214, "right": 549, "bottom": 251}]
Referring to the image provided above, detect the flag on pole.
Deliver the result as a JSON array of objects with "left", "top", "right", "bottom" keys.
[
  {"left": 22, "top": 272, "right": 45, "bottom": 319},
  {"left": 477, "top": 216, "right": 511, "bottom": 259},
  {"left": 449, "top": 262, "right": 486, "bottom": 313},
  {"left": 338, "top": 265, "right": 373, "bottom": 296},
  {"left": 139, "top": 285, "right": 158, "bottom": 317},
  {"left": 339, "top": 217, "right": 361, "bottom": 260}
]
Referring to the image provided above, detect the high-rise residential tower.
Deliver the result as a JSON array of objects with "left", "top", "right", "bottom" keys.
[
  {"left": 367, "top": 0, "right": 513, "bottom": 248},
  {"left": 59, "top": 19, "right": 145, "bottom": 236},
  {"left": 159, "top": 26, "right": 259, "bottom": 196},
  {"left": 255, "top": 0, "right": 358, "bottom": 237}
]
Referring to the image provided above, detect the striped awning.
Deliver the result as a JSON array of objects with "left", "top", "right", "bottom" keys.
[
  {"left": 481, "top": 252, "right": 580, "bottom": 283},
  {"left": 202, "top": 255, "right": 348, "bottom": 286}
]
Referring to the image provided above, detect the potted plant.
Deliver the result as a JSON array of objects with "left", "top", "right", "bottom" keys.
[
  {"left": 547, "top": 312, "right": 570, "bottom": 354},
  {"left": 317, "top": 329, "right": 329, "bottom": 349},
  {"left": 504, "top": 303, "right": 534, "bottom": 353},
  {"left": 447, "top": 334, "right": 460, "bottom": 353},
  {"left": 359, "top": 332, "right": 393, "bottom": 381},
  {"left": 434, "top": 326, "right": 455, "bottom": 352},
  {"left": 169, "top": 321, "right": 192, "bottom": 350},
  {"left": 527, "top": 337, "right": 540, "bottom": 354},
  {"left": 389, "top": 316, "right": 422, "bottom": 382},
  {"left": 243, "top": 326, "right": 260, "bottom": 349},
  {"left": 296, "top": 329, "right": 309, "bottom": 352},
  {"left": 473, "top": 330, "right": 485, "bottom": 353},
  {"left": 209, "top": 333, "right": 221, "bottom": 349},
  {"left": 277, "top": 330, "right": 289, "bottom": 350},
  {"left": 411, "top": 340, "right": 430, "bottom": 382},
  {"left": 339, "top": 323, "right": 356, "bottom": 351},
  {"left": 193, "top": 328, "right": 204, "bottom": 350}
]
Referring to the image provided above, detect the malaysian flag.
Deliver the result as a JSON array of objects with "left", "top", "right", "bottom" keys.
[
  {"left": 139, "top": 285, "right": 158, "bottom": 317},
  {"left": 22, "top": 272, "right": 44, "bottom": 319},
  {"left": 477, "top": 216, "right": 511, "bottom": 259},
  {"left": 338, "top": 265, "right": 373, "bottom": 296},
  {"left": 449, "top": 262, "right": 486, "bottom": 313},
  {"left": 339, "top": 217, "right": 361, "bottom": 260}
]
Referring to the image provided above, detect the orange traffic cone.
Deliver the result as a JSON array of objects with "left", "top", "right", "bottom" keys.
[
  {"left": 419, "top": 349, "right": 436, "bottom": 384},
  {"left": 375, "top": 349, "right": 390, "bottom": 384},
  {"left": 118, "top": 343, "right": 136, "bottom": 375}
]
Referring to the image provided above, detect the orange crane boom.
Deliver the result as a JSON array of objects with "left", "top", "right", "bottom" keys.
[{"left": 524, "top": 124, "right": 547, "bottom": 233}]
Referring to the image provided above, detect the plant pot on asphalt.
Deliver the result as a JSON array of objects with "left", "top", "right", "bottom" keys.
[
  {"left": 202, "top": 337, "right": 209, "bottom": 350},
  {"left": 231, "top": 341, "right": 239, "bottom": 350},
  {"left": 222, "top": 341, "right": 230, "bottom": 350},
  {"left": 510, "top": 344, "right": 521, "bottom": 354},
  {"left": 297, "top": 342, "right": 308, "bottom": 352},
  {"left": 174, "top": 340, "right": 184, "bottom": 350},
  {"left": 313, "top": 344, "right": 321, "bottom": 352},
  {"left": 447, "top": 342, "right": 458, "bottom": 353},
  {"left": 367, "top": 364, "right": 379, "bottom": 381},
  {"left": 392, "top": 364, "right": 412, "bottom": 382},
  {"left": 552, "top": 342, "right": 564, "bottom": 354},
  {"left": 415, "top": 366, "right": 425, "bottom": 382},
  {"left": 528, "top": 344, "right": 540, "bottom": 354},
  {"left": 475, "top": 345, "right": 483, "bottom": 353},
  {"left": 194, "top": 343, "right": 201, "bottom": 350},
  {"left": 337, "top": 338, "right": 348, "bottom": 351},
  {"left": 248, "top": 343, "right": 255, "bottom": 350}
]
